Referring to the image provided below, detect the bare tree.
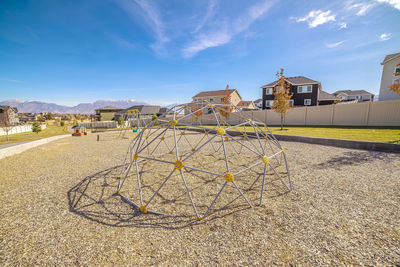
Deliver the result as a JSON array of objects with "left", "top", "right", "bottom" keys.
[{"left": 1, "top": 106, "right": 13, "bottom": 141}]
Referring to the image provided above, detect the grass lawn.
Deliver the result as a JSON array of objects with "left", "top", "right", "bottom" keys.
[
  {"left": 0, "top": 125, "right": 70, "bottom": 145},
  {"left": 201, "top": 125, "right": 400, "bottom": 143}
]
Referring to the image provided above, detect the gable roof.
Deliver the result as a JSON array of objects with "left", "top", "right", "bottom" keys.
[
  {"left": 124, "top": 105, "right": 161, "bottom": 115},
  {"left": 193, "top": 89, "right": 240, "bottom": 99},
  {"left": 237, "top": 100, "right": 254, "bottom": 106},
  {"left": 261, "top": 76, "right": 320, "bottom": 88},
  {"left": 254, "top": 98, "right": 262, "bottom": 104},
  {"left": 318, "top": 91, "right": 339, "bottom": 101},
  {"left": 333, "top": 90, "right": 374, "bottom": 96},
  {"left": 381, "top": 52, "right": 400, "bottom": 65},
  {"left": 95, "top": 106, "right": 124, "bottom": 111}
]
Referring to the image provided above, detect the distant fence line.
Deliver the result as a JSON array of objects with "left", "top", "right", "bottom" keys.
[
  {"left": 0, "top": 124, "right": 46, "bottom": 136},
  {"left": 180, "top": 100, "right": 400, "bottom": 127}
]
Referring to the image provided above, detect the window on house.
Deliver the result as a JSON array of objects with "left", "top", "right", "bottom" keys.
[
  {"left": 265, "top": 100, "right": 274, "bottom": 107},
  {"left": 304, "top": 99, "right": 311, "bottom": 105},
  {"left": 288, "top": 100, "right": 294, "bottom": 107},
  {"left": 394, "top": 67, "right": 400, "bottom": 76},
  {"left": 356, "top": 95, "right": 362, "bottom": 100},
  {"left": 340, "top": 95, "right": 346, "bottom": 100},
  {"left": 221, "top": 97, "right": 224, "bottom": 102},
  {"left": 265, "top": 88, "right": 273, "bottom": 95},
  {"left": 210, "top": 98, "right": 214, "bottom": 102},
  {"left": 298, "top": 85, "right": 312, "bottom": 93}
]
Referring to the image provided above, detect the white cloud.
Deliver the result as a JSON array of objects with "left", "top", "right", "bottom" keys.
[
  {"left": 339, "top": 22, "right": 347, "bottom": 29},
  {"left": 375, "top": 0, "right": 400, "bottom": 10},
  {"left": 348, "top": 2, "right": 374, "bottom": 15},
  {"left": 296, "top": 10, "right": 336, "bottom": 28},
  {"left": 182, "top": 0, "right": 273, "bottom": 58},
  {"left": 380, "top": 33, "right": 391, "bottom": 41},
  {"left": 117, "top": 0, "right": 168, "bottom": 54},
  {"left": 325, "top": 41, "right": 345, "bottom": 48},
  {"left": 0, "top": 78, "right": 23, "bottom": 83},
  {"left": 193, "top": 0, "right": 218, "bottom": 33}
]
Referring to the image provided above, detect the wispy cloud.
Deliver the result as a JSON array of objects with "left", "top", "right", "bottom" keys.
[
  {"left": 109, "top": 34, "right": 136, "bottom": 49},
  {"left": 325, "top": 41, "right": 345, "bottom": 48},
  {"left": 339, "top": 22, "right": 347, "bottom": 29},
  {"left": 348, "top": 2, "right": 375, "bottom": 15},
  {"left": 0, "top": 78, "right": 23, "bottom": 83},
  {"left": 117, "top": 0, "right": 168, "bottom": 54},
  {"left": 183, "top": 0, "right": 273, "bottom": 58},
  {"left": 380, "top": 33, "right": 391, "bottom": 41},
  {"left": 192, "top": 0, "right": 218, "bottom": 33},
  {"left": 375, "top": 0, "right": 400, "bottom": 10},
  {"left": 296, "top": 10, "right": 336, "bottom": 28}
]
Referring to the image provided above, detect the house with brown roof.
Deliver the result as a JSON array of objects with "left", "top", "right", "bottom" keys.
[
  {"left": 333, "top": 90, "right": 374, "bottom": 102},
  {"left": 236, "top": 100, "right": 256, "bottom": 110},
  {"left": 379, "top": 52, "right": 400, "bottom": 101},
  {"left": 192, "top": 89, "right": 242, "bottom": 106},
  {"left": 261, "top": 76, "right": 336, "bottom": 109}
]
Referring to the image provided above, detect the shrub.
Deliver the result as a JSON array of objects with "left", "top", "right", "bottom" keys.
[{"left": 32, "top": 121, "right": 42, "bottom": 134}]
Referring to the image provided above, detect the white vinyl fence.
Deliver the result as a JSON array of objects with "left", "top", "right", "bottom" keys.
[
  {"left": 0, "top": 124, "right": 46, "bottom": 136},
  {"left": 180, "top": 100, "right": 400, "bottom": 126}
]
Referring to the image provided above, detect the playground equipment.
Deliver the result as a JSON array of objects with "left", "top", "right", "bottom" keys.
[
  {"left": 118, "top": 109, "right": 141, "bottom": 138},
  {"left": 117, "top": 101, "right": 291, "bottom": 220},
  {"left": 72, "top": 126, "right": 87, "bottom": 136}
]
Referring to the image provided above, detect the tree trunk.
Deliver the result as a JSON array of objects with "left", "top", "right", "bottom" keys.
[{"left": 280, "top": 114, "right": 283, "bottom": 130}]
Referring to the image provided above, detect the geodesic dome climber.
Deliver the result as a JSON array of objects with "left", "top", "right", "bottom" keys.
[
  {"left": 118, "top": 109, "right": 142, "bottom": 138},
  {"left": 116, "top": 101, "right": 292, "bottom": 220}
]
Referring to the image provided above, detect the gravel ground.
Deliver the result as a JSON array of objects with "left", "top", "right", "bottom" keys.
[{"left": 0, "top": 130, "right": 399, "bottom": 266}]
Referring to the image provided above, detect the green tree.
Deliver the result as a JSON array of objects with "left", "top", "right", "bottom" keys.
[
  {"left": 152, "top": 113, "right": 158, "bottom": 121},
  {"left": 272, "top": 68, "right": 293, "bottom": 130},
  {"left": 117, "top": 116, "right": 124, "bottom": 126},
  {"left": 47, "top": 112, "right": 53, "bottom": 120},
  {"left": 32, "top": 121, "right": 42, "bottom": 134},
  {"left": 60, "top": 121, "right": 65, "bottom": 127}
]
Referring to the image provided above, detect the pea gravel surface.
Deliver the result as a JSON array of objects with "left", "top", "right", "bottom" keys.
[{"left": 0, "top": 131, "right": 399, "bottom": 266}]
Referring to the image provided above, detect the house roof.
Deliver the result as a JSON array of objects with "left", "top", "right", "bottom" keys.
[
  {"left": 261, "top": 76, "right": 320, "bottom": 88},
  {"left": 192, "top": 89, "right": 240, "bottom": 98},
  {"left": 124, "top": 105, "right": 161, "bottom": 115},
  {"left": 318, "top": 91, "right": 339, "bottom": 101},
  {"left": 381, "top": 52, "right": 400, "bottom": 65},
  {"left": 254, "top": 98, "right": 262, "bottom": 104},
  {"left": 95, "top": 106, "right": 124, "bottom": 111},
  {"left": 333, "top": 90, "right": 374, "bottom": 96},
  {"left": 237, "top": 100, "right": 254, "bottom": 106}
]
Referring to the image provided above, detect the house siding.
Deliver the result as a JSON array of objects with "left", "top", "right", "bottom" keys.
[{"left": 262, "top": 83, "right": 319, "bottom": 109}]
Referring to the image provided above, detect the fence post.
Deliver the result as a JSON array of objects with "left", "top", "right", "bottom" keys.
[
  {"left": 365, "top": 101, "right": 371, "bottom": 126},
  {"left": 330, "top": 104, "right": 335, "bottom": 125}
]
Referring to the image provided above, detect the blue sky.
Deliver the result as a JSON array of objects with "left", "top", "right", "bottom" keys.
[{"left": 0, "top": 0, "right": 399, "bottom": 106}]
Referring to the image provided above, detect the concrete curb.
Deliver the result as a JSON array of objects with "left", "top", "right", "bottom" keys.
[
  {"left": 182, "top": 127, "right": 400, "bottom": 153},
  {"left": 0, "top": 134, "right": 71, "bottom": 160}
]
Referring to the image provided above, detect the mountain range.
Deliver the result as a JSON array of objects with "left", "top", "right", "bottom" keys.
[{"left": 0, "top": 99, "right": 147, "bottom": 114}]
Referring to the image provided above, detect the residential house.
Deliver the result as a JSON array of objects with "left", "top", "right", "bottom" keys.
[
  {"left": 0, "top": 106, "right": 19, "bottom": 126},
  {"left": 261, "top": 76, "right": 330, "bottom": 109},
  {"left": 236, "top": 100, "right": 256, "bottom": 110},
  {"left": 254, "top": 99, "right": 262, "bottom": 109},
  {"left": 317, "top": 91, "right": 340, "bottom": 105},
  {"left": 94, "top": 106, "right": 124, "bottom": 121},
  {"left": 192, "top": 89, "right": 242, "bottom": 106},
  {"left": 379, "top": 52, "right": 400, "bottom": 101},
  {"left": 117, "top": 105, "right": 164, "bottom": 119},
  {"left": 333, "top": 90, "right": 374, "bottom": 102}
]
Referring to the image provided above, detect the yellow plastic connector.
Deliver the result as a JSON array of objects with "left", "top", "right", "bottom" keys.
[
  {"left": 243, "top": 133, "right": 248, "bottom": 138},
  {"left": 211, "top": 104, "right": 215, "bottom": 108},
  {"left": 262, "top": 155, "right": 269, "bottom": 165},
  {"left": 224, "top": 172, "right": 234, "bottom": 183},
  {"left": 197, "top": 217, "right": 203, "bottom": 221},
  {"left": 140, "top": 205, "right": 148, "bottom": 214},
  {"left": 225, "top": 136, "right": 229, "bottom": 141},
  {"left": 194, "top": 116, "right": 199, "bottom": 120},
  {"left": 217, "top": 127, "right": 225, "bottom": 135},
  {"left": 169, "top": 120, "right": 178, "bottom": 127},
  {"left": 204, "top": 131, "right": 209, "bottom": 135},
  {"left": 183, "top": 105, "right": 188, "bottom": 109},
  {"left": 169, "top": 151, "right": 173, "bottom": 155},
  {"left": 265, "top": 136, "right": 269, "bottom": 141},
  {"left": 221, "top": 120, "right": 226, "bottom": 124},
  {"left": 281, "top": 148, "right": 285, "bottom": 154},
  {"left": 207, "top": 104, "right": 211, "bottom": 107},
  {"left": 142, "top": 126, "right": 146, "bottom": 130},
  {"left": 181, "top": 131, "right": 185, "bottom": 135},
  {"left": 117, "top": 190, "right": 121, "bottom": 195},
  {"left": 191, "top": 148, "right": 196, "bottom": 152},
  {"left": 174, "top": 160, "right": 183, "bottom": 170},
  {"left": 160, "top": 136, "right": 165, "bottom": 141},
  {"left": 133, "top": 152, "right": 139, "bottom": 161}
]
